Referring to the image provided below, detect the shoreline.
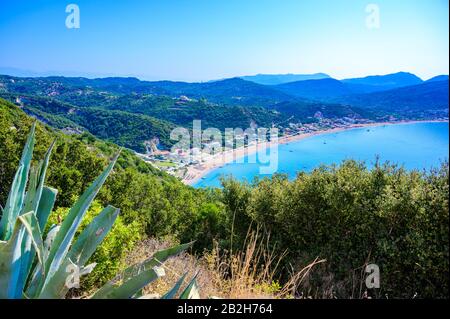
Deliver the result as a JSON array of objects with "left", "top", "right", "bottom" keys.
[{"left": 181, "top": 119, "right": 449, "bottom": 186}]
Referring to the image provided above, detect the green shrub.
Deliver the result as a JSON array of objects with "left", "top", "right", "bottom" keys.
[{"left": 220, "top": 160, "right": 449, "bottom": 298}]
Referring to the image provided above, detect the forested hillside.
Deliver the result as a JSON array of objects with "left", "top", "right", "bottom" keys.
[
  {"left": 333, "top": 80, "right": 449, "bottom": 118},
  {"left": 0, "top": 75, "right": 373, "bottom": 152},
  {"left": 0, "top": 98, "right": 224, "bottom": 288}
]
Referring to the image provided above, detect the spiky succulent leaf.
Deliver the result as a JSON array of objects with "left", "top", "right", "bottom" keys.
[
  {"left": 179, "top": 272, "right": 200, "bottom": 299},
  {"left": 36, "top": 187, "right": 58, "bottom": 231},
  {"left": 12, "top": 165, "right": 39, "bottom": 298},
  {"left": 25, "top": 225, "right": 60, "bottom": 298},
  {"left": 31, "top": 140, "right": 55, "bottom": 214},
  {"left": 14, "top": 140, "right": 55, "bottom": 298},
  {"left": 162, "top": 272, "right": 188, "bottom": 299},
  {"left": 18, "top": 212, "right": 45, "bottom": 268},
  {"left": 0, "top": 122, "right": 35, "bottom": 241},
  {"left": 38, "top": 206, "right": 119, "bottom": 298},
  {"left": 0, "top": 211, "right": 44, "bottom": 299},
  {"left": 91, "top": 242, "right": 194, "bottom": 299},
  {"left": 68, "top": 205, "right": 119, "bottom": 266},
  {"left": 20, "top": 187, "right": 58, "bottom": 298},
  {"left": 0, "top": 221, "right": 25, "bottom": 298},
  {"left": 43, "top": 153, "right": 119, "bottom": 290}
]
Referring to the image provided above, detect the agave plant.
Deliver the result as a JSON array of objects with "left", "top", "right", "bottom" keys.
[{"left": 0, "top": 123, "right": 199, "bottom": 299}]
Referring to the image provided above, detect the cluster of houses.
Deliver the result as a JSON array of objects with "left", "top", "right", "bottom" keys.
[{"left": 141, "top": 116, "right": 375, "bottom": 177}]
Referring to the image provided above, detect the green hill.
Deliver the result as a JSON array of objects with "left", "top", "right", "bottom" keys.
[
  {"left": 333, "top": 80, "right": 449, "bottom": 118},
  {"left": 0, "top": 93, "right": 176, "bottom": 152},
  {"left": 0, "top": 96, "right": 221, "bottom": 248}
]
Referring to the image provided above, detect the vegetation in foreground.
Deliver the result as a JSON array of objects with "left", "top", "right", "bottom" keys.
[
  {"left": 219, "top": 160, "right": 449, "bottom": 298},
  {"left": 1, "top": 98, "right": 448, "bottom": 298},
  {"left": 0, "top": 124, "right": 198, "bottom": 299}
]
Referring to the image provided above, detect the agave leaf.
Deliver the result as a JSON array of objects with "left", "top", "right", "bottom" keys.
[
  {"left": 0, "top": 211, "right": 44, "bottom": 299},
  {"left": 21, "top": 186, "right": 59, "bottom": 296},
  {"left": 15, "top": 141, "right": 55, "bottom": 298},
  {"left": 22, "top": 140, "right": 56, "bottom": 219},
  {"left": 18, "top": 212, "right": 45, "bottom": 269},
  {"left": 36, "top": 187, "right": 58, "bottom": 231},
  {"left": 37, "top": 259, "right": 99, "bottom": 299},
  {"left": 37, "top": 257, "right": 78, "bottom": 298},
  {"left": 38, "top": 206, "right": 119, "bottom": 299},
  {"left": 31, "top": 140, "right": 56, "bottom": 215},
  {"left": 21, "top": 165, "right": 39, "bottom": 217},
  {"left": 179, "top": 272, "right": 200, "bottom": 299},
  {"left": 43, "top": 153, "right": 119, "bottom": 289},
  {"left": 91, "top": 242, "right": 194, "bottom": 299},
  {"left": 14, "top": 165, "right": 40, "bottom": 298},
  {"left": 68, "top": 205, "right": 119, "bottom": 266},
  {"left": 44, "top": 225, "right": 60, "bottom": 258},
  {"left": 0, "top": 220, "right": 25, "bottom": 298},
  {"left": 161, "top": 272, "right": 188, "bottom": 299},
  {"left": 25, "top": 225, "right": 60, "bottom": 298},
  {"left": 133, "top": 289, "right": 144, "bottom": 299},
  {"left": 0, "top": 122, "right": 36, "bottom": 241},
  {"left": 80, "top": 263, "right": 97, "bottom": 276}
]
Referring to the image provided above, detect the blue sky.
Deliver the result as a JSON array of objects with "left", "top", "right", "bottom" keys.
[{"left": 0, "top": 0, "right": 448, "bottom": 81}]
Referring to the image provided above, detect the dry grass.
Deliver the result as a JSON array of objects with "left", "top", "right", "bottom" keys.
[
  {"left": 125, "top": 237, "right": 221, "bottom": 298},
  {"left": 125, "top": 233, "right": 325, "bottom": 299}
]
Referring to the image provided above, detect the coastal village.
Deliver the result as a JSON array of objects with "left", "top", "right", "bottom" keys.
[{"left": 135, "top": 110, "right": 379, "bottom": 184}]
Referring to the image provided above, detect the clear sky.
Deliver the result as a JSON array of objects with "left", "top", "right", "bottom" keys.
[{"left": 0, "top": 0, "right": 448, "bottom": 81}]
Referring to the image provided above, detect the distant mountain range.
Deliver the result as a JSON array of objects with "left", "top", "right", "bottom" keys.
[
  {"left": 1, "top": 71, "right": 447, "bottom": 107},
  {"left": 342, "top": 72, "right": 423, "bottom": 90},
  {"left": 0, "top": 71, "right": 447, "bottom": 152},
  {"left": 142, "top": 78, "right": 296, "bottom": 106},
  {"left": 273, "top": 72, "right": 432, "bottom": 100},
  {"left": 426, "top": 75, "right": 449, "bottom": 82},
  {"left": 0, "top": 75, "right": 296, "bottom": 107},
  {"left": 240, "top": 73, "right": 330, "bottom": 85},
  {"left": 274, "top": 78, "right": 354, "bottom": 100},
  {"left": 333, "top": 80, "right": 449, "bottom": 113}
]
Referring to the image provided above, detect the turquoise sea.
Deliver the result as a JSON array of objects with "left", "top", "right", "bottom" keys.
[{"left": 193, "top": 122, "right": 449, "bottom": 188}]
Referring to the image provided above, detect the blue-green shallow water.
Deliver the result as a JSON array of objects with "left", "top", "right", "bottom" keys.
[{"left": 193, "top": 122, "right": 449, "bottom": 188}]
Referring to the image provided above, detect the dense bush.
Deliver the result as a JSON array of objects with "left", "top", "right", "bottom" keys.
[{"left": 219, "top": 160, "right": 449, "bottom": 298}]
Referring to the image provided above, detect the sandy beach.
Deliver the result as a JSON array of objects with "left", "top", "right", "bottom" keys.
[{"left": 181, "top": 120, "right": 448, "bottom": 186}]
